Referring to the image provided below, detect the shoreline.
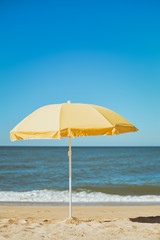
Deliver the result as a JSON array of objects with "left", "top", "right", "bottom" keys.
[{"left": 0, "top": 201, "right": 160, "bottom": 206}]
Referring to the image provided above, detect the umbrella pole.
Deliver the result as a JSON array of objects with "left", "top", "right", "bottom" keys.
[{"left": 69, "top": 137, "right": 72, "bottom": 218}]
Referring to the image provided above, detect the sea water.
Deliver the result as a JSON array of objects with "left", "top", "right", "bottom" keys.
[{"left": 0, "top": 147, "right": 159, "bottom": 203}]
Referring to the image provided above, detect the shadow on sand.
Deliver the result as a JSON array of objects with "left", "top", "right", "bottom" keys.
[{"left": 130, "top": 216, "right": 160, "bottom": 224}]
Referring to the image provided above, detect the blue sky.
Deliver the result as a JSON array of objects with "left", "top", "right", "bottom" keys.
[{"left": 0, "top": 0, "right": 159, "bottom": 146}]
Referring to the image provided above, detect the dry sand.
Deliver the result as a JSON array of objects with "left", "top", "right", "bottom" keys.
[{"left": 0, "top": 205, "right": 160, "bottom": 239}]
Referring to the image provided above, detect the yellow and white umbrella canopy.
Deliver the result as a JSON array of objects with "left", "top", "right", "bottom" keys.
[
  {"left": 10, "top": 102, "right": 138, "bottom": 218},
  {"left": 10, "top": 102, "right": 138, "bottom": 141}
]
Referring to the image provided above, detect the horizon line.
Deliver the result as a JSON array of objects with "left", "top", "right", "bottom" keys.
[{"left": 0, "top": 146, "right": 159, "bottom": 148}]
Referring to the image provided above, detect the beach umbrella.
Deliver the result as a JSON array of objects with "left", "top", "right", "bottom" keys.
[{"left": 10, "top": 101, "right": 138, "bottom": 218}]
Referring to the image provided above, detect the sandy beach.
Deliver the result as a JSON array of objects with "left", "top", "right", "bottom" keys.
[{"left": 0, "top": 205, "right": 160, "bottom": 239}]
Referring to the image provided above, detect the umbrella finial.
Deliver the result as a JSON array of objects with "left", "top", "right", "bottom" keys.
[{"left": 67, "top": 100, "right": 71, "bottom": 104}]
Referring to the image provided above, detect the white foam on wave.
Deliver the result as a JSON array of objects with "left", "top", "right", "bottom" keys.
[{"left": 0, "top": 190, "right": 160, "bottom": 202}]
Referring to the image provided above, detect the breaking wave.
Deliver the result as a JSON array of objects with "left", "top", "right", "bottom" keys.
[{"left": 0, "top": 190, "right": 160, "bottom": 203}]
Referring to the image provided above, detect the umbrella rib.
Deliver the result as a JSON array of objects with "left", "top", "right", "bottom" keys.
[
  {"left": 89, "top": 105, "right": 115, "bottom": 129},
  {"left": 58, "top": 103, "right": 63, "bottom": 137}
]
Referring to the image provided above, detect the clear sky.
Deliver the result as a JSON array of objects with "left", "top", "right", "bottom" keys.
[{"left": 0, "top": 0, "right": 159, "bottom": 146}]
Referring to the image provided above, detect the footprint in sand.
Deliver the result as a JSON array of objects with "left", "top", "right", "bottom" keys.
[
  {"left": 107, "top": 223, "right": 117, "bottom": 228},
  {"left": 8, "top": 219, "right": 16, "bottom": 224},
  {"left": 2, "top": 234, "right": 10, "bottom": 238},
  {"left": 2, "top": 224, "right": 8, "bottom": 228}
]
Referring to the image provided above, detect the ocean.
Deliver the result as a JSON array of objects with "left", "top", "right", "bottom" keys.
[{"left": 0, "top": 146, "right": 160, "bottom": 204}]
